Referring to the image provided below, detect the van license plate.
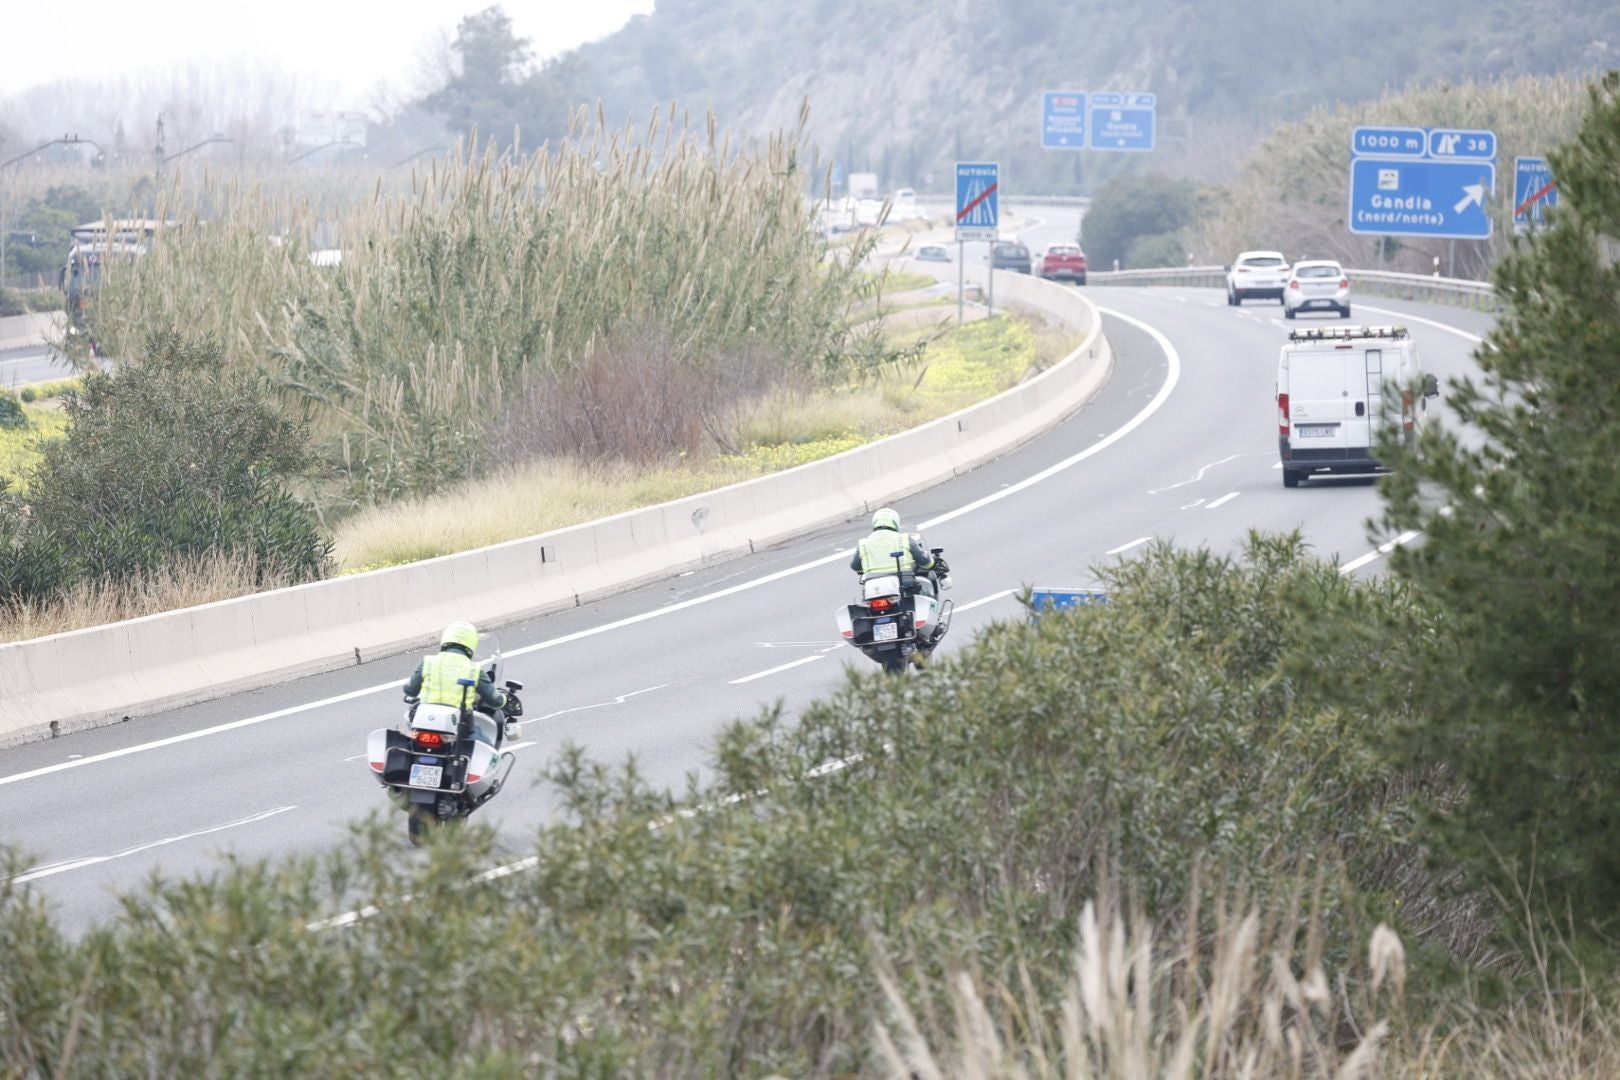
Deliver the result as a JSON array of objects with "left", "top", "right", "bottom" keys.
[
  {"left": 409, "top": 763, "right": 444, "bottom": 788},
  {"left": 1297, "top": 425, "right": 1336, "bottom": 437},
  {"left": 873, "top": 621, "right": 899, "bottom": 642}
]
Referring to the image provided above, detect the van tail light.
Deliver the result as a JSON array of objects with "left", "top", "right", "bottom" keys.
[
  {"left": 1339, "top": 277, "right": 1350, "bottom": 288},
  {"left": 1277, "top": 392, "right": 1290, "bottom": 436},
  {"left": 1401, "top": 390, "right": 1415, "bottom": 432}
]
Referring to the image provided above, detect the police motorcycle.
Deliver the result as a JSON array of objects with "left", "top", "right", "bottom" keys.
[
  {"left": 366, "top": 637, "right": 526, "bottom": 846},
  {"left": 836, "top": 545, "right": 954, "bottom": 674}
]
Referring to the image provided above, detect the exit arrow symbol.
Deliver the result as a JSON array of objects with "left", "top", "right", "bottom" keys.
[{"left": 1454, "top": 183, "right": 1486, "bottom": 213}]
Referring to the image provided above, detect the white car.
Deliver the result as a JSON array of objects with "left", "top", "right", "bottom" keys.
[
  {"left": 1284, "top": 260, "right": 1351, "bottom": 319},
  {"left": 1226, "top": 250, "right": 1290, "bottom": 305},
  {"left": 914, "top": 244, "right": 951, "bottom": 262}
]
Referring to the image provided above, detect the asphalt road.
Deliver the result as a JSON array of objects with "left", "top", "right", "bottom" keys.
[
  {"left": 0, "top": 344, "right": 75, "bottom": 387},
  {"left": 0, "top": 232, "right": 1497, "bottom": 931}
]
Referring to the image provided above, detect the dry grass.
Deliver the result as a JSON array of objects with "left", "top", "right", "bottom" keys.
[
  {"left": 0, "top": 551, "right": 291, "bottom": 643},
  {"left": 87, "top": 105, "right": 875, "bottom": 505},
  {"left": 333, "top": 310, "right": 1061, "bottom": 570},
  {"left": 331, "top": 456, "right": 764, "bottom": 570},
  {"left": 876, "top": 878, "right": 1620, "bottom": 1079}
]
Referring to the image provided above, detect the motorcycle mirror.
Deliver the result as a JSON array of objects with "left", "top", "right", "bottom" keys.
[
  {"left": 506, "top": 679, "right": 525, "bottom": 692},
  {"left": 930, "top": 547, "right": 944, "bottom": 555}
]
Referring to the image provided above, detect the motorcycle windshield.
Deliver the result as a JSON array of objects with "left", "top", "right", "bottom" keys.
[{"left": 481, "top": 633, "right": 503, "bottom": 684}]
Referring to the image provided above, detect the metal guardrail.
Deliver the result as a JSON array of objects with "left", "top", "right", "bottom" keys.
[{"left": 1086, "top": 265, "right": 1498, "bottom": 311}]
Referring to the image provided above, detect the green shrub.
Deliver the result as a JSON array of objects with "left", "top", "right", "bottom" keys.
[
  {"left": 0, "top": 328, "right": 330, "bottom": 602},
  {"left": 0, "top": 536, "right": 1453, "bottom": 1075},
  {"left": 0, "top": 394, "right": 26, "bottom": 429}
]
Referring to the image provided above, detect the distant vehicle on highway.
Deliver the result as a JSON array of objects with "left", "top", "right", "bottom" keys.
[
  {"left": 61, "top": 219, "right": 173, "bottom": 328},
  {"left": 1225, "top": 250, "right": 1289, "bottom": 305},
  {"left": 914, "top": 244, "right": 951, "bottom": 262},
  {"left": 1275, "top": 324, "right": 1438, "bottom": 488},
  {"left": 1284, "top": 259, "right": 1350, "bottom": 319},
  {"left": 990, "top": 241, "right": 1032, "bottom": 274},
  {"left": 1036, "top": 243, "right": 1087, "bottom": 284}
]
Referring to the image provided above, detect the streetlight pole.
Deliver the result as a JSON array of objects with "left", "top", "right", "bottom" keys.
[
  {"left": 285, "top": 138, "right": 358, "bottom": 164},
  {"left": 0, "top": 135, "right": 86, "bottom": 288},
  {"left": 156, "top": 134, "right": 233, "bottom": 186}
]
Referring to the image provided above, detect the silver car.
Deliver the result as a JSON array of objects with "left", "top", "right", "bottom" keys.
[{"left": 1283, "top": 260, "right": 1351, "bottom": 319}]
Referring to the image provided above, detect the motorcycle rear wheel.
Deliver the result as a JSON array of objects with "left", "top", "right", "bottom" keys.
[{"left": 406, "top": 807, "right": 463, "bottom": 846}]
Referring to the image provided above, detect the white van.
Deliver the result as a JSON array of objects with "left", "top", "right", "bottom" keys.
[{"left": 1275, "top": 325, "right": 1438, "bottom": 488}]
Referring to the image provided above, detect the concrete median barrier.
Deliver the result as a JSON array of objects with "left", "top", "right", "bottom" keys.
[{"left": 0, "top": 275, "right": 1113, "bottom": 747}]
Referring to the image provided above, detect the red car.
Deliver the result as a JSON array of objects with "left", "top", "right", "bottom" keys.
[{"left": 1036, "top": 243, "right": 1088, "bottom": 284}]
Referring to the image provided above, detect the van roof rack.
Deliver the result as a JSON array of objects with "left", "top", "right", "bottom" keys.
[{"left": 1287, "top": 325, "right": 1408, "bottom": 342}]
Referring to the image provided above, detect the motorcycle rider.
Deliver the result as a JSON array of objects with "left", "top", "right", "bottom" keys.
[
  {"left": 403, "top": 621, "right": 516, "bottom": 746},
  {"left": 851, "top": 507, "right": 948, "bottom": 598}
]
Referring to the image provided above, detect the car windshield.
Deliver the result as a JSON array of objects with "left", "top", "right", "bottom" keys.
[
  {"left": 1047, "top": 245, "right": 1078, "bottom": 255},
  {"left": 1296, "top": 264, "right": 1341, "bottom": 279},
  {"left": 1242, "top": 256, "right": 1287, "bottom": 268},
  {"left": 995, "top": 243, "right": 1027, "bottom": 256}
]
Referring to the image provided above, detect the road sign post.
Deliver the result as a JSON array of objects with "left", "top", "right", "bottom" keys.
[
  {"left": 954, "top": 161, "right": 999, "bottom": 242},
  {"left": 1041, "top": 92, "right": 1087, "bottom": 150},
  {"left": 1348, "top": 126, "right": 1495, "bottom": 242},
  {"left": 1087, "top": 92, "right": 1155, "bottom": 152},
  {"left": 1513, "top": 156, "right": 1557, "bottom": 234},
  {"left": 956, "top": 161, "right": 999, "bottom": 319}
]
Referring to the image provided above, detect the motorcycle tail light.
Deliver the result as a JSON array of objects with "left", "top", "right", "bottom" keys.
[
  {"left": 414, "top": 730, "right": 445, "bottom": 748},
  {"left": 871, "top": 597, "right": 893, "bottom": 611}
]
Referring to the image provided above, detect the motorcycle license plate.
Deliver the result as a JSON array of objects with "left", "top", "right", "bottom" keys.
[
  {"left": 409, "top": 763, "right": 444, "bottom": 788},
  {"left": 873, "top": 620, "right": 899, "bottom": 642}
]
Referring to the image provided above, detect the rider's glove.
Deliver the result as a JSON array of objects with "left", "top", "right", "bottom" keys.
[{"left": 503, "top": 691, "right": 524, "bottom": 718}]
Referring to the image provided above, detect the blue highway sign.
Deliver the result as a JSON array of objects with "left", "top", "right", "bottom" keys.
[
  {"left": 1088, "top": 92, "right": 1155, "bottom": 152},
  {"left": 1513, "top": 156, "right": 1558, "bottom": 230},
  {"left": 1351, "top": 126, "right": 1426, "bottom": 159},
  {"left": 1348, "top": 157, "right": 1495, "bottom": 239},
  {"left": 1042, "top": 91, "right": 1087, "bottom": 149},
  {"left": 955, "top": 161, "right": 1000, "bottom": 242},
  {"left": 1427, "top": 128, "right": 1496, "bottom": 161}
]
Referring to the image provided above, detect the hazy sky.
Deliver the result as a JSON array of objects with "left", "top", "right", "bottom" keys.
[{"left": 0, "top": 1, "right": 656, "bottom": 100}]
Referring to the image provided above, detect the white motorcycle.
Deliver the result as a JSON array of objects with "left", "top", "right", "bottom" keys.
[
  {"left": 366, "top": 639, "right": 525, "bottom": 846},
  {"left": 836, "top": 546, "right": 954, "bottom": 674}
]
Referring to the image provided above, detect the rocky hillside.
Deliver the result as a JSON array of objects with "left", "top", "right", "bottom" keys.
[{"left": 576, "top": 0, "right": 1618, "bottom": 192}]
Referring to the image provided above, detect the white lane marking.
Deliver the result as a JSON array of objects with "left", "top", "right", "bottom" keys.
[
  {"left": 1338, "top": 530, "right": 1422, "bottom": 575},
  {"left": 730, "top": 655, "right": 825, "bottom": 685},
  {"left": 954, "top": 589, "right": 1016, "bottom": 614},
  {"left": 534, "top": 684, "right": 669, "bottom": 721},
  {"left": 1106, "top": 536, "right": 1153, "bottom": 555},
  {"left": 0, "top": 307, "right": 1183, "bottom": 787},
  {"left": 922, "top": 306, "right": 1181, "bottom": 531},
  {"left": 1180, "top": 497, "right": 1206, "bottom": 510},
  {"left": 754, "top": 641, "right": 841, "bottom": 649},
  {"left": 1272, "top": 462, "right": 1282, "bottom": 469},
  {"left": 1149, "top": 452, "right": 1245, "bottom": 494},
  {"left": 9, "top": 805, "right": 297, "bottom": 885},
  {"left": 1357, "top": 304, "right": 1485, "bottom": 344},
  {"left": 0, "top": 682, "right": 401, "bottom": 789},
  {"left": 1206, "top": 491, "right": 1241, "bottom": 509},
  {"left": 1269, "top": 318, "right": 1286, "bottom": 328}
]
